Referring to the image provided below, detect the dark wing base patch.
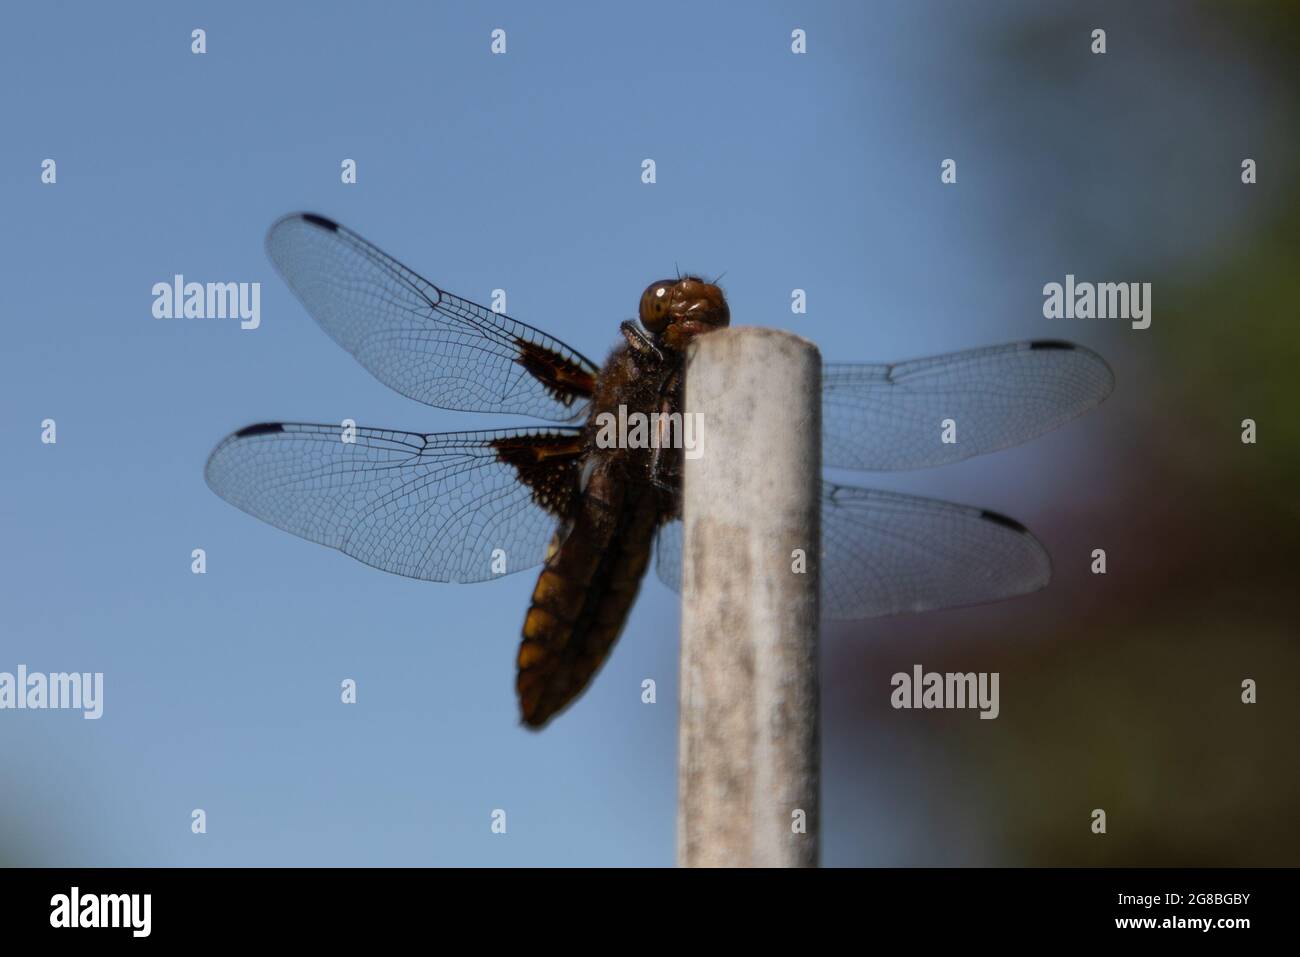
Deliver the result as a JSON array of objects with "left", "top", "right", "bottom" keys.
[{"left": 205, "top": 423, "right": 584, "bottom": 583}]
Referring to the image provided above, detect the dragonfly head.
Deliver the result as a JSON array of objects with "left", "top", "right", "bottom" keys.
[{"left": 638, "top": 276, "right": 730, "bottom": 351}]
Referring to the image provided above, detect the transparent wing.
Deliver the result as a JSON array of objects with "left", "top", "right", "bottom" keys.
[
  {"left": 205, "top": 423, "right": 584, "bottom": 583},
  {"left": 816, "top": 482, "right": 1050, "bottom": 618},
  {"left": 654, "top": 482, "right": 1051, "bottom": 619},
  {"left": 653, "top": 519, "right": 683, "bottom": 597},
  {"left": 266, "top": 213, "right": 599, "bottom": 422},
  {"left": 822, "top": 340, "right": 1113, "bottom": 470}
]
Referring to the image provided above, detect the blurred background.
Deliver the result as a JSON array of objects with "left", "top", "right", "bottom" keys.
[{"left": 1, "top": 1, "right": 1295, "bottom": 866}]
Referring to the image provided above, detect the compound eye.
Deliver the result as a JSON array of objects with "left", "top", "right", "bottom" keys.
[{"left": 639, "top": 281, "right": 674, "bottom": 334}]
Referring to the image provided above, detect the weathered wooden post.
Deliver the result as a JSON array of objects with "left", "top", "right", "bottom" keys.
[{"left": 677, "top": 326, "right": 821, "bottom": 867}]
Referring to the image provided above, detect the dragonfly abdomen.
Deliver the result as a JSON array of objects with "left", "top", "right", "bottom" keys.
[{"left": 516, "top": 458, "right": 659, "bottom": 728}]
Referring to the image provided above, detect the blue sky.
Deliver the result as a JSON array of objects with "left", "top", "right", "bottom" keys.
[{"left": 1, "top": 1, "right": 1280, "bottom": 865}]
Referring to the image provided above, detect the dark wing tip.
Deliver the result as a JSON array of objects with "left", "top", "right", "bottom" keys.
[
  {"left": 266, "top": 213, "right": 340, "bottom": 259},
  {"left": 298, "top": 212, "right": 340, "bottom": 231},
  {"left": 980, "top": 508, "right": 1054, "bottom": 591},
  {"left": 205, "top": 423, "right": 286, "bottom": 491},
  {"left": 980, "top": 508, "right": 1029, "bottom": 533},
  {"left": 233, "top": 422, "right": 286, "bottom": 438},
  {"left": 1029, "top": 339, "right": 1116, "bottom": 403}
]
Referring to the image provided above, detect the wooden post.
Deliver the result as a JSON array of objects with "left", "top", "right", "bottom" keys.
[{"left": 677, "top": 326, "right": 821, "bottom": 868}]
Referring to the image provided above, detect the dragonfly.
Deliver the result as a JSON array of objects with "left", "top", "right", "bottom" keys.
[{"left": 205, "top": 213, "right": 1114, "bottom": 728}]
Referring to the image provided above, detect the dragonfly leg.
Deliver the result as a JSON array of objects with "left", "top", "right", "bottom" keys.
[{"left": 620, "top": 320, "right": 664, "bottom": 364}]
